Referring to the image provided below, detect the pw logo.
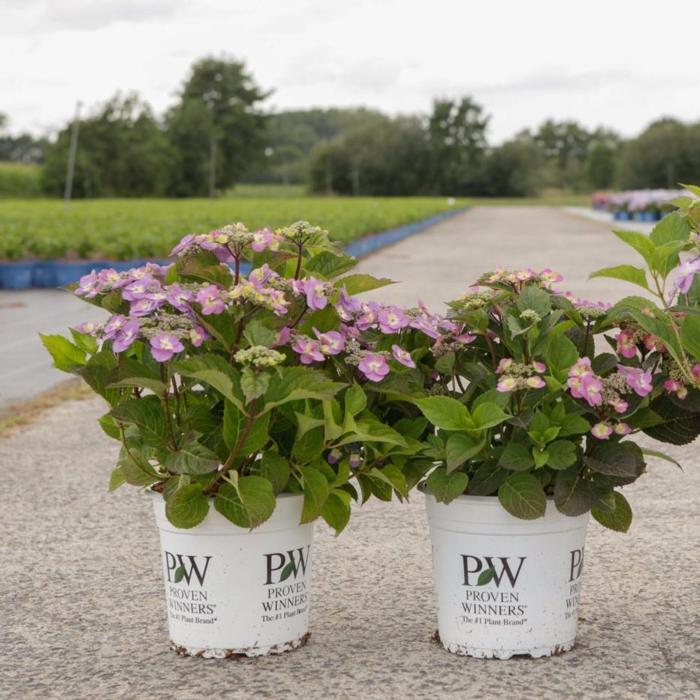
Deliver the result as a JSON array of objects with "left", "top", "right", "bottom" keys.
[
  {"left": 264, "top": 546, "right": 311, "bottom": 585},
  {"left": 569, "top": 548, "right": 585, "bottom": 582},
  {"left": 165, "top": 551, "right": 212, "bottom": 586},
  {"left": 461, "top": 555, "right": 527, "bottom": 588}
]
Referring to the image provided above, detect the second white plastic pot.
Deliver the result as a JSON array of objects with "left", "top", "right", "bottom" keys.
[{"left": 426, "top": 492, "right": 589, "bottom": 659}]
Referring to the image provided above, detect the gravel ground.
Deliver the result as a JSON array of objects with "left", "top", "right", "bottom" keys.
[{"left": 1, "top": 207, "right": 698, "bottom": 699}]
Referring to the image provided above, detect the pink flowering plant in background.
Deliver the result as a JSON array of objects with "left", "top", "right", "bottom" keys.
[
  {"left": 391, "top": 191, "right": 700, "bottom": 530},
  {"left": 41, "top": 221, "right": 426, "bottom": 532}
]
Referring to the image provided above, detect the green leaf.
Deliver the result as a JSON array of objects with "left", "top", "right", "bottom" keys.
[
  {"left": 546, "top": 440, "right": 578, "bottom": 470},
  {"left": 70, "top": 328, "right": 98, "bottom": 354},
  {"left": 589, "top": 264, "right": 649, "bottom": 291},
  {"left": 498, "top": 473, "right": 547, "bottom": 519},
  {"left": 584, "top": 441, "right": 644, "bottom": 478},
  {"left": 472, "top": 402, "right": 509, "bottom": 430},
  {"left": 164, "top": 441, "right": 220, "bottom": 475},
  {"left": 118, "top": 447, "right": 160, "bottom": 486},
  {"left": 415, "top": 396, "right": 472, "bottom": 431},
  {"left": 108, "top": 466, "right": 126, "bottom": 491},
  {"left": 642, "top": 395, "right": 700, "bottom": 445},
  {"left": 40, "top": 333, "right": 86, "bottom": 373},
  {"left": 321, "top": 490, "right": 352, "bottom": 533},
  {"left": 299, "top": 466, "right": 331, "bottom": 523},
  {"left": 110, "top": 396, "right": 166, "bottom": 448},
  {"left": 516, "top": 285, "right": 552, "bottom": 317},
  {"left": 174, "top": 355, "right": 245, "bottom": 412},
  {"left": 344, "top": 384, "right": 367, "bottom": 416},
  {"left": 426, "top": 466, "right": 468, "bottom": 504},
  {"left": 99, "top": 413, "right": 121, "bottom": 440},
  {"left": 640, "top": 448, "right": 682, "bottom": 470},
  {"left": 477, "top": 567, "right": 496, "bottom": 586},
  {"left": 681, "top": 315, "right": 700, "bottom": 362},
  {"left": 242, "top": 319, "right": 277, "bottom": 347},
  {"left": 303, "top": 250, "right": 356, "bottom": 279},
  {"left": 369, "top": 465, "right": 407, "bottom": 498},
  {"left": 592, "top": 492, "right": 632, "bottom": 532},
  {"left": 165, "top": 483, "right": 209, "bottom": 529},
  {"left": 445, "top": 433, "right": 483, "bottom": 472},
  {"left": 223, "top": 402, "right": 270, "bottom": 456},
  {"left": 546, "top": 333, "right": 578, "bottom": 377},
  {"left": 240, "top": 367, "right": 270, "bottom": 404},
  {"left": 251, "top": 452, "right": 291, "bottom": 494},
  {"left": 335, "top": 273, "right": 394, "bottom": 295},
  {"left": 498, "top": 442, "right": 535, "bottom": 471},
  {"left": 558, "top": 413, "right": 591, "bottom": 437},
  {"left": 649, "top": 211, "right": 690, "bottom": 246},
  {"left": 468, "top": 462, "right": 510, "bottom": 495},
  {"left": 263, "top": 366, "right": 343, "bottom": 412},
  {"left": 612, "top": 230, "right": 657, "bottom": 269},
  {"left": 214, "top": 476, "right": 275, "bottom": 529},
  {"left": 173, "top": 565, "right": 185, "bottom": 583},
  {"left": 293, "top": 427, "right": 326, "bottom": 463},
  {"left": 554, "top": 467, "right": 602, "bottom": 516}
]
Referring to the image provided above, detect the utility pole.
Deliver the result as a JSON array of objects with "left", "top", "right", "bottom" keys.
[
  {"left": 208, "top": 134, "right": 217, "bottom": 198},
  {"left": 64, "top": 101, "right": 82, "bottom": 204}
]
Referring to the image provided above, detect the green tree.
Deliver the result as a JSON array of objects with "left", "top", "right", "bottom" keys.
[
  {"left": 428, "top": 96, "right": 489, "bottom": 195},
  {"left": 585, "top": 141, "right": 617, "bottom": 189},
  {"left": 41, "top": 93, "right": 172, "bottom": 197},
  {"left": 165, "top": 57, "right": 269, "bottom": 196},
  {"left": 617, "top": 118, "right": 700, "bottom": 189},
  {"left": 480, "top": 138, "right": 543, "bottom": 196}
]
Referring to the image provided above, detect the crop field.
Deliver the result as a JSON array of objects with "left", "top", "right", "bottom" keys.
[
  {"left": 0, "top": 162, "right": 42, "bottom": 198},
  {"left": 0, "top": 196, "right": 462, "bottom": 261}
]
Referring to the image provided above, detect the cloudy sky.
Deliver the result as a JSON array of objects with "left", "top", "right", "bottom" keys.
[{"left": 2, "top": 0, "right": 698, "bottom": 142}]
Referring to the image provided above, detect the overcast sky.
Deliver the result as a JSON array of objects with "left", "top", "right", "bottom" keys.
[{"left": 2, "top": 0, "right": 698, "bottom": 142}]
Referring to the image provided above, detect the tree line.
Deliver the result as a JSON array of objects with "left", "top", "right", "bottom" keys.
[{"left": 2, "top": 57, "right": 700, "bottom": 198}]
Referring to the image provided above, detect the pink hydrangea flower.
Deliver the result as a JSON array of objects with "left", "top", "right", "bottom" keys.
[
  {"left": 663, "top": 379, "right": 687, "bottom": 399},
  {"left": 614, "top": 422, "right": 632, "bottom": 436},
  {"left": 391, "top": 344, "right": 415, "bottom": 368},
  {"left": 189, "top": 325, "right": 208, "bottom": 348},
  {"left": 122, "top": 278, "right": 157, "bottom": 302},
  {"left": 74, "top": 321, "right": 99, "bottom": 335},
  {"left": 130, "top": 298, "right": 161, "bottom": 317},
  {"left": 540, "top": 269, "right": 563, "bottom": 286},
  {"left": 103, "top": 314, "right": 128, "bottom": 340},
  {"left": 409, "top": 315, "right": 440, "bottom": 339},
  {"left": 608, "top": 396, "right": 629, "bottom": 414},
  {"left": 302, "top": 277, "right": 328, "bottom": 311},
  {"left": 251, "top": 228, "right": 280, "bottom": 252},
  {"left": 166, "top": 284, "right": 195, "bottom": 313},
  {"left": 150, "top": 332, "right": 184, "bottom": 362},
  {"left": 112, "top": 320, "right": 140, "bottom": 353},
  {"left": 196, "top": 285, "right": 226, "bottom": 315},
  {"left": 616, "top": 329, "right": 637, "bottom": 358},
  {"left": 496, "top": 358, "right": 513, "bottom": 374},
  {"left": 292, "top": 337, "right": 324, "bottom": 364},
  {"left": 617, "top": 365, "right": 653, "bottom": 397},
  {"left": 356, "top": 302, "right": 380, "bottom": 331},
  {"left": 170, "top": 233, "right": 195, "bottom": 256},
  {"left": 581, "top": 375, "right": 603, "bottom": 407},
  {"left": 336, "top": 289, "right": 361, "bottom": 322},
  {"left": 676, "top": 257, "right": 700, "bottom": 294},
  {"left": 314, "top": 328, "right": 345, "bottom": 355},
  {"left": 358, "top": 353, "right": 390, "bottom": 382},
  {"left": 378, "top": 306, "right": 409, "bottom": 334},
  {"left": 273, "top": 327, "right": 292, "bottom": 348},
  {"left": 532, "top": 361, "right": 546, "bottom": 374},
  {"left": 497, "top": 377, "right": 518, "bottom": 392},
  {"left": 526, "top": 376, "right": 546, "bottom": 389},
  {"left": 74, "top": 271, "right": 100, "bottom": 298},
  {"left": 591, "top": 422, "right": 613, "bottom": 440}
]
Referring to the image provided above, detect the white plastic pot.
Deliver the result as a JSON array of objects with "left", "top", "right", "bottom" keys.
[
  {"left": 425, "top": 492, "right": 589, "bottom": 659},
  {"left": 151, "top": 492, "right": 314, "bottom": 658}
]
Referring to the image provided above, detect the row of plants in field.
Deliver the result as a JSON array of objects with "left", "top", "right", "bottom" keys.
[
  {"left": 0, "top": 197, "right": 460, "bottom": 261},
  {"left": 0, "top": 162, "right": 42, "bottom": 198},
  {"left": 591, "top": 188, "right": 687, "bottom": 221}
]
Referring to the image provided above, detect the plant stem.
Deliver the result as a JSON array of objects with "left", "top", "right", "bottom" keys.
[{"left": 160, "top": 364, "right": 178, "bottom": 450}]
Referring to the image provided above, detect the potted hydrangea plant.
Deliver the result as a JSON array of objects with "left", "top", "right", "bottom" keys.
[
  {"left": 378, "top": 200, "right": 700, "bottom": 659},
  {"left": 41, "top": 221, "right": 422, "bottom": 658}
]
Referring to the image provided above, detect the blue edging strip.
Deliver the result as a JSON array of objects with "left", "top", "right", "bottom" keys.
[{"left": 0, "top": 207, "right": 467, "bottom": 290}]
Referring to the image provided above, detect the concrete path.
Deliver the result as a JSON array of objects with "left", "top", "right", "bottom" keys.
[{"left": 1, "top": 207, "right": 699, "bottom": 699}]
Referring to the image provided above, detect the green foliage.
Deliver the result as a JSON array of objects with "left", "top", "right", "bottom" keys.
[{"left": 0, "top": 196, "right": 461, "bottom": 260}]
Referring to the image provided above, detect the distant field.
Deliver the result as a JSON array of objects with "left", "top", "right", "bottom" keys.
[
  {"left": 464, "top": 194, "right": 590, "bottom": 207},
  {"left": 0, "top": 196, "right": 463, "bottom": 260}
]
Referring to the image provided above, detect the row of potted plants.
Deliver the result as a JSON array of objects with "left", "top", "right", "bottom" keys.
[
  {"left": 43, "top": 190, "right": 700, "bottom": 660},
  {"left": 591, "top": 189, "right": 688, "bottom": 221}
]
